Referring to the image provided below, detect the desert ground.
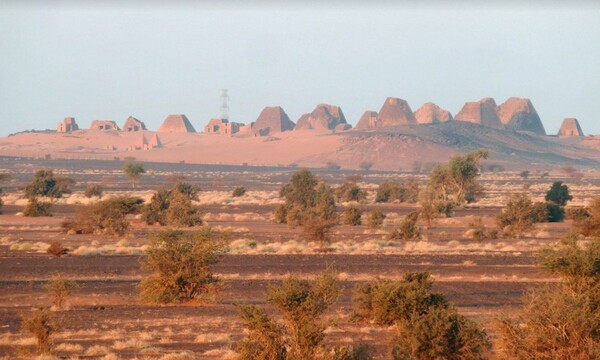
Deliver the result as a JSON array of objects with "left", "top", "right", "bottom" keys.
[{"left": 0, "top": 156, "right": 599, "bottom": 359}]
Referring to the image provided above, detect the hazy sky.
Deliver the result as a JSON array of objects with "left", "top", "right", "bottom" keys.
[{"left": 1, "top": 1, "right": 599, "bottom": 136}]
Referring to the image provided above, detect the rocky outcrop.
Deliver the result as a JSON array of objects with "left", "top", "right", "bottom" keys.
[
  {"left": 158, "top": 114, "right": 196, "bottom": 133},
  {"left": 122, "top": 116, "right": 147, "bottom": 132},
  {"left": 354, "top": 111, "right": 379, "bottom": 130},
  {"left": 204, "top": 118, "right": 243, "bottom": 136},
  {"left": 558, "top": 118, "right": 584, "bottom": 137},
  {"left": 454, "top": 98, "right": 502, "bottom": 128},
  {"left": 90, "top": 120, "right": 120, "bottom": 131},
  {"left": 414, "top": 103, "right": 453, "bottom": 124},
  {"left": 296, "top": 104, "right": 349, "bottom": 131},
  {"left": 56, "top": 117, "right": 79, "bottom": 133},
  {"left": 252, "top": 106, "right": 295, "bottom": 136},
  {"left": 377, "top": 97, "right": 417, "bottom": 127},
  {"left": 497, "top": 98, "right": 546, "bottom": 135}
]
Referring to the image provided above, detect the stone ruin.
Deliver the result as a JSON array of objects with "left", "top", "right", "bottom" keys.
[
  {"left": 122, "top": 116, "right": 147, "bottom": 132},
  {"left": 295, "top": 104, "right": 351, "bottom": 131},
  {"left": 354, "top": 111, "right": 379, "bottom": 130},
  {"left": 90, "top": 120, "right": 120, "bottom": 131},
  {"left": 127, "top": 132, "right": 162, "bottom": 151},
  {"left": 355, "top": 97, "right": 417, "bottom": 129},
  {"left": 558, "top": 118, "right": 584, "bottom": 137},
  {"left": 252, "top": 106, "right": 295, "bottom": 136},
  {"left": 56, "top": 117, "right": 79, "bottom": 133},
  {"left": 414, "top": 103, "right": 453, "bottom": 124},
  {"left": 497, "top": 97, "right": 546, "bottom": 135},
  {"left": 158, "top": 114, "right": 196, "bottom": 133},
  {"left": 454, "top": 98, "right": 502, "bottom": 128},
  {"left": 204, "top": 118, "right": 244, "bottom": 136}
]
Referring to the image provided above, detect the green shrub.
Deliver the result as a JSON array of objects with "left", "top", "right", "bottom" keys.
[
  {"left": 545, "top": 181, "right": 573, "bottom": 206},
  {"left": 25, "top": 169, "right": 73, "bottom": 199},
  {"left": 84, "top": 183, "right": 103, "bottom": 198},
  {"left": 232, "top": 186, "right": 247, "bottom": 197},
  {"left": 21, "top": 308, "right": 56, "bottom": 354},
  {"left": 23, "top": 197, "right": 52, "bottom": 217},
  {"left": 389, "top": 212, "right": 421, "bottom": 241},
  {"left": 496, "top": 193, "right": 537, "bottom": 238},
  {"left": 142, "top": 183, "right": 202, "bottom": 227},
  {"left": 367, "top": 210, "right": 386, "bottom": 229},
  {"left": 139, "top": 228, "right": 227, "bottom": 304},
  {"left": 375, "top": 178, "right": 419, "bottom": 203},
  {"left": 343, "top": 206, "right": 362, "bottom": 226},
  {"left": 61, "top": 196, "right": 143, "bottom": 236},
  {"left": 335, "top": 182, "right": 366, "bottom": 202}
]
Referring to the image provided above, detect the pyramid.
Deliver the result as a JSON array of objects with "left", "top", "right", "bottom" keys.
[
  {"left": 122, "top": 116, "right": 147, "bottom": 132},
  {"left": 414, "top": 103, "right": 453, "bottom": 124},
  {"left": 497, "top": 98, "right": 546, "bottom": 135},
  {"left": 149, "top": 133, "right": 162, "bottom": 148},
  {"left": 376, "top": 97, "right": 417, "bottom": 127},
  {"left": 252, "top": 106, "right": 295, "bottom": 136},
  {"left": 454, "top": 98, "right": 502, "bottom": 128},
  {"left": 295, "top": 104, "right": 349, "bottom": 130},
  {"left": 354, "top": 111, "right": 379, "bottom": 130},
  {"left": 558, "top": 118, "right": 584, "bottom": 137},
  {"left": 158, "top": 114, "right": 196, "bottom": 133}
]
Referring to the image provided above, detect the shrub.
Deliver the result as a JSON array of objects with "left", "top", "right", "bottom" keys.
[
  {"left": 546, "top": 181, "right": 573, "bottom": 206},
  {"left": 326, "top": 162, "right": 341, "bottom": 170},
  {"left": 165, "top": 191, "right": 202, "bottom": 227},
  {"left": 123, "top": 161, "right": 145, "bottom": 188},
  {"left": 328, "top": 344, "right": 376, "bottom": 360},
  {"left": 141, "top": 184, "right": 202, "bottom": 227},
  {"left": 389, "top": 212, "right": 421, "bottom": 241},
  {"left": 21, "top": 308, "right": 56, "bottom": 354},
  {"left": 572, "top": 198, "right": 600, "bottom": 237},
  {"left": 84, "top": 184, "right": 103, "bottom": 198},
  {"left": 466, "top": 217, "right": 497, "bottom": 241},
  {"left": 302, "top": 212, "right": 336, "bottom": 250},
  {"left": 351, "top": 272, "right": 447, "bottom": 325},
  {"left": 335, "top": 182, "right": 366, "bottom": 202},
  {"left": 45, "top": 277, "right": 77, "bottom": 309},
  {"left": 232, "top": 186, "right": 247, "bottom": 197},
  {"left": 390, "top": 305, "right": 490, "bottom": 360},
  {"left": 546, "top": 202, "right": 566, "bottom": 222},
  {"left": 519, "top": 170, "right": 530, "bottom": 179},
  {"left": 47, "top": 241, "right": 68, "bottom": 258},
  {"left": 418, "top": 186, "right": 453, "bottom": 228},
  {"left": 375, "top": 179, "right": 419, "bottom": 203},
  {"left": 530, "top": 201, "right": 550, "bottom": 223},
  {"left": 61, "top": 196, "right": 143, "bottom": 236},
  {"left": 25, "top": 169, "right": 72, "bottom": 199},
  {"left": 237, "top": 272, "right": 342, "bottom": 360},
  {"left": 367, "top": 210, "right": 386, "bottom": 229},
  {"left": 496, "top": 193, "right": 537, "bottom": 238},
  {"left": 566, "top": 207, "right": 590, "bottom": 222},
  {"left": 23, "top": 196, "right": 52, "bottom": 217},
  {"left": 359, "top": 161, "right": 374, "bottom": 171},
  {"left": 139, "top": 228, "right": 227, "bottom": 304},
  {"left": 343, "top": 206, "right": 362, "bottom": 226}
]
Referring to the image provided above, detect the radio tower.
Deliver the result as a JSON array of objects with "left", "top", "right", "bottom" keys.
[{"left": 220, "top": 89, "right": 229, "bottom": 121}]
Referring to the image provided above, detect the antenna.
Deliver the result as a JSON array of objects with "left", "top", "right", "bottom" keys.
[{"left": 220, "top": 89, "right": 229, "bottom": 121}]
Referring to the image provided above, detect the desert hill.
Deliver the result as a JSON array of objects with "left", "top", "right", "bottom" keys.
[{"left": 1, "top": 120, "right": 599, "bottom": 170}]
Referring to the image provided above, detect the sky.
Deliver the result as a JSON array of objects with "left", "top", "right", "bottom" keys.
[{"left": 1, "top": 1, "right": 599, "bottom": 136}]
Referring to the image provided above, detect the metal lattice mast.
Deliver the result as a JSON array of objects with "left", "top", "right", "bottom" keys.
[{"left": 220, "top": 89, "right": 229, "bottom": 121}]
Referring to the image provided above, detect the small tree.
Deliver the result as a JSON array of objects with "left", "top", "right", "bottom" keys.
[
  {"left": 45, "top": 277, "right": 77, "bottom": 309},
  {"left": 61, "top": 196, "right": 143, "bottom": 236},
  {"left": 367, "top": 210, "right": 386, "bottom": 229},
  {"left": 389, "top": 212, "right": 421, "bottom": 241},
  {"left": 139, "top": 228, "right": 227, "bottom": 304},
  {"left": 23, "top": 196, "right": 52, "bottom": 217},
  {"left": 496, "top": 193, "right": 537, "bottom": 238},
  {"left": 25, "top": 169, "right": 71, "bottom": 199},
  {"left": 21, "top": 308, "right": 56, "bottom": 354},
  {"left": 142, "top": 183, "right": 202, "bottom": 227},
  {"left": 302, "top": 213, "right": 336, "bottom": 250},
  {"left": 232, "top": 186, "right": 247, "bottom": 197},
  {"left": 123, "top": 162, "right": 145, "bottom": 189},
  {"left": 545, "top": 181, "right": 573, "bottom": 206},
  {"left": 343, "top": 206, "right": 362, "bottom": 226},
  {"left": 84, "top": 183, "right": 103, "bottom": 198}
]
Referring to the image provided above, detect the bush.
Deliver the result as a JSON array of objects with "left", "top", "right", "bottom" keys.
[
  {"left": 25, "top": 169, "right": 72, "bottom": 199},
  {"left": 466, "top": 217, "right": 497, "bottom": 241},
  {"left": 335, "top": 182, "right": 366, "bottom": 202},
  {"left": 141, "top": 183, "right": 202, "bottom": 227},
  {"left": 123, "top": 161, "right": 145, "bottom": 188},
  {"left": 139, "top": 228, "right": 227, "bottom": 304},
  {"left": 328, "top": 344, "right": 376, "bottom": 360},
  {"left": 343, "top": 206, "right": 362, "bottom": 226},
  {"left": 47, "top": 241, "right": 68, "bottom": 258},
  {"left": 351, "top": 272, "right": 447, "bottom": 325},
  {"left": 375, "top": 179, "right": 419, "bottom": 203},
  {"left": 62, "top": 196, "right": 143, "bottom": 236},
  {"left": 389, "top": 212, "right": 421, "bottom": 241},
  {"left": 23, "top": 196, "right": 52, "bottom": 217},
  {"left": 45, "top": 277, "right": 77, "bottom": 309},
  {"left": 237, "top": 272, "right": 343, "bottom": 360},
  {"left": 302, "top": 213, "right": 336, "bottom": 250},
  {"left": 545, "top": 181, "right": 573, "bottom": 206},
  {"left": 418, "top": 186, "right": 454, "bottom": 228},
  {"left": 359, "top": 161, "right": 374, "bottom": 171},
  {"left": 84, "top": 184, "right": 103, "bottom": 198},
  {"left": 390, "top": 305, "right": 490, "bottom": 360},
  {"left": 232, "top": 186, "right": 247, "bottom": 197},
  {"left": 326, "top": 162, "right": 341, "bottom": 170},
  {"left": 165, "top": 191, "right": 202, "bottom": 227},
  {"left": 427, "top": 150, "right": 488, "bottom": 204},
  {"left": 572, "top": 198, "right": 600, "bottom": 237},
  {"left": 367, "top": 210, "right": 386, "bottom": 229},
  {"left": 21, "top": 308, "right": 56, "bottom": 354},
  {"left": 496, "top": 193, "right": 537, "bottom": 238}
]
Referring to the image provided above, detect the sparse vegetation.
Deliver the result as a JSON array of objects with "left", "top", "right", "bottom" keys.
[
  {"left": 25, "top": 169, "right": 73, "bottom": 199},
  {"left": 139, "top": 228, "right": 227, "bottom": 304},
  {"left": 141, "top": 183, "right": 202, "bottom": 227},
  {"left": 335, "top": 182, "right": 366, "bottom": 202},
  {"left": 61, "top": 196, "right": 143, "bottom": 236},
  {"left": 367, "top": 210, "right": 386, "bottom": 229},
  {"left": 326, "top": 161, "right": 341, "bottom": 170},
  {"left": 84, "top": 183, "right": 103, "bottom": 198},
  {"left": 359, "top": 161, "right": 374, "bottom": 171},
  {"left": 123, "top": 161, "right": 145, "bottom": 189},
  {"left": 21, "top": 307, "right": 56, "bottom": 354},
  {"left": 466, "top": 217, "right": 497, "bottom": 241},
  {"left": 47, "top": 241, "right": 69, "bottom": 258},
  {"left": 389, "top": 211, "right": 421, "bottom": 240},
  {"left": 375, "top": 178, "right": 419, "bottom": 203},
  {"left": 496, "top": 193, "right": 537, "bottom": 238},
  {"left": 232, "top": 186, "right": 247, "bottom": 197},
  {"left": 45, "top": 277, "right": 77, "bottom": 309},
  {"left": 343, "top": 205, "right": 362, "bottom": 226},
  {"left": 23, "top": 196, "right": 53, "bottom": 217}
]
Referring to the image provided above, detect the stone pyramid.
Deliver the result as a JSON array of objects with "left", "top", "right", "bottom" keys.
[
  {"left": 296, "top": 104, "right": 349, "bottom": 130},
  {"left": 123, "top": 116, "right": 147, "bottom": 132},
  {"left": 414, "top": 103, "right": 453, "bottom": 124},
  {"left": 158, "top": 114, "right": 196, "bottom": 133},
  {"left": 376, "top": 97, "right": 417, "bottom": 127},
  {"left": 558, "top": 118, "right": 584, "bottom": 137},
  {"left": 497, "top": 98, "right": 546, "bottom": 135},
  {"left": 455, "top": 98, "right": 502, "bottom": 128},
  {"left": 354, "top": 111, "right": 379, "bottom": 130},
  {"left": 252, "top": 106, "right": 295, "bottom": 136}
]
